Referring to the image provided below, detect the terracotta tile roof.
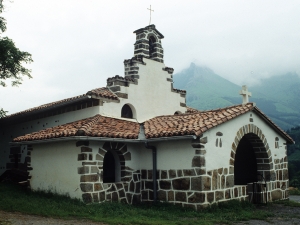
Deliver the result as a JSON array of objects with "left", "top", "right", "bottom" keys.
[
  {"left": 145, "top": 103, "right": 294, "bottom": 143},
  {"left": 86, "top": 87, "right": 119, "bottom": 100},
  {"left": 145, "top": 103, "right": 254, "bottom": 138},
  {"left": 12, "top": 103, "right": 293, "bottom": 144},
  {"left": 2, "top": 95, "right": 87, "bottom": 119},
  {"left": 13, "top": 115, "right": 140, "bottom": 142},
  {"left": 1, "top": 87, "right": 118, "bottom": 121},
  {"left": 252, "top": 107, "right": 294, "bottom": 143}
]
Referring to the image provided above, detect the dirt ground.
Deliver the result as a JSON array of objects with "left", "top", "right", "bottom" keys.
[
  {"left": 1, "top": 197, "right": 300, "bottom": 225},
  {"left": 0, "top": 210, "right": 106, "bottom": 225}
]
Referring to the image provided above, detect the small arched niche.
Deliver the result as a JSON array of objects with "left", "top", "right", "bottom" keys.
[
  {"left": 174, "top": 111, "right": 182, "bottom": 115},
  {"left": 121, "top": 104, "right": 136, "bottom": 119}
]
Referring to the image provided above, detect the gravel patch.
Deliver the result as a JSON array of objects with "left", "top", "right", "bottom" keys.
[
  {"left": 0, "top": 210, "right": 106, "bottom": 225},
  {"left": 289, "top": 195, "right": 300, "bottom": 202},
  {"left": 234, "top": 199, "right": 300, "bottom": 225}
]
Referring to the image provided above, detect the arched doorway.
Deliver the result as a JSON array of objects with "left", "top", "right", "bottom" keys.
[
  {"left": 231, "top": 126, "right": 273, "bottom": 185},
  {"left": 103, "top": 151, "right": 116, "bottom": 183},
  {"left": 234, "top": 135, "right": 258, "bottom": 185},
  {"left": 229, "top": 125, "right": 278, "bottom": 203}
]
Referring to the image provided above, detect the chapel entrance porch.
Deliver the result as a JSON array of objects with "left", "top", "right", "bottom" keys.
[{"left": 234, "top": 133, "right": 271, "bottom": 204}]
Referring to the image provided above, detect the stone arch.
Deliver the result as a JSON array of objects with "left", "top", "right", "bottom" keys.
[
  {"left": 147, "top": 33, "right": 158, "bottom": 42},
  {"left": 98, "top": 142, "right": 131, "bottom": 182},
  {"left": 78, "top": 143, "right": 133, "bottom": 204},
  {"left": 230, "top": 124, "right": 274, "bottom": 184}
]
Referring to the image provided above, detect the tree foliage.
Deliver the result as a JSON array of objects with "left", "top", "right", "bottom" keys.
[
  {"left": 0, "top": 0, "right": 33, "bottom": 117},
  {"left": 287, "top": 126, "right": 300, "bottom": 187},
  {"left": 0, "top": 36, "right": 33, "bottom": 87}
]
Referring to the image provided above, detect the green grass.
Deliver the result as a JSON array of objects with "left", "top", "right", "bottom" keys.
[
  {"left": 0, "top": 182, "right": 274, "bottom": 225},
  {"left": 289, "top": 189, "right": 300, "bottom": 195},
  {"left": 274, "top": 199, "right": 300, "bottom": 207}
]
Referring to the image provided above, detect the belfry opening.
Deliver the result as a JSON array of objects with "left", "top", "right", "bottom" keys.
[{"left": 149, "top": 36, "right": 156, "bottom": 57}]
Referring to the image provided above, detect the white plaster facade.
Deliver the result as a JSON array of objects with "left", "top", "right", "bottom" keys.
[
  {"left": 204, "top": 112, "right": 287, "bottom": 172},
  {"left": 0, "top": 106, "right": 100, "bottom": 175},
  {"left": 100, "top": 58, "right": 186, "bottom": 122},
  {"left": 30, "top": 141, "right": 82, "bottom": 199}
]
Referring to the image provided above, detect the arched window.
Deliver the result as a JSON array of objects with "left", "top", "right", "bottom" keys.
[
  {"left": 121, "top": 104, "right": 133, "bottom": 119},
  {"left": 275, "top": 137, "right": 279, "bottom": 148},
  {"left": 149, "top": 36, "right": 156, "bottom": 56}
]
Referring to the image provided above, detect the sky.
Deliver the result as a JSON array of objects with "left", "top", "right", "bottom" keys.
[{"left": 1, "top": 0, "right": 299, "bottom": 114}]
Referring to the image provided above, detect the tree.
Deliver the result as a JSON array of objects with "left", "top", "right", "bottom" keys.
[{"left": 0, "top": 0, "right": 33, "bottom": 117}]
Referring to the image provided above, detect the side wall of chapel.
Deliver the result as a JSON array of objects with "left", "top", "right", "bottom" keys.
[{"left": 0, "top": 106, "right": 100, "bottom": 176}]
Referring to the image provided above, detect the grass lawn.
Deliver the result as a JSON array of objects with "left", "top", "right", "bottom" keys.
[
  {"left": 0, "top": 182, "right": 277, "bottom": 225},
  {"left": 289, "top": 188, "right": 300, "bottom": 195}
]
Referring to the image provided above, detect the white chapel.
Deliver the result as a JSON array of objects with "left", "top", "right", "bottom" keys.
[{"left": 0, "top": 24, "right": 293, "bottom": 209}]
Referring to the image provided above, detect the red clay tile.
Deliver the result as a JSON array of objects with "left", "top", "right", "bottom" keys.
[{"left": 13, "top": 115, "right": 139, "bottom": 142}]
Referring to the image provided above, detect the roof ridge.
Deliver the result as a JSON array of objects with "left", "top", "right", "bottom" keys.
[
  {"left": 201, "top": 102, "right": 254, "bottom": 113},
  {"left": 13, "top": 114, "right": 140, "bottom": 142},
  {"left": 86, "top": 87, "right": 119, "bottom": 100},
  {"left": 2, "top": 94, "right": 87, "bottom": 120},
  {"left": 149, "top": 103, "right": 254, "bottom": 119},
  {"left": 75, "top": 114, "right": 101, "bottom": 136},
  {"left": 253, "top": 106, "right": 294, "bottom": 143}
]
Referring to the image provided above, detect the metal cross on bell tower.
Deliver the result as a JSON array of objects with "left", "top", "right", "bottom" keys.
[{"left": 147, "top": 5, "right": 154, "bottom": 25}]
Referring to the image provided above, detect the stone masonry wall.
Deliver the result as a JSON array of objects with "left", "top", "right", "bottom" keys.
[
  {"left": 231, "top": 124, "right": 289, "bottom": 203},
  {"left": 140, "top": 167, "right": 248, "bottom": 210},
  {"left": 140, "top": 136, "right": 247, "bottom": 210},
  {"left": 78, "top": 142, "right": 142, "bottom": 204},
  {"left": 77, "top": 125, "right": 288, "bottom": 207}
]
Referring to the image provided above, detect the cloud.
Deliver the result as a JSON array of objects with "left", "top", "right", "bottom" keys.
[{"left": 1, "top": 0, "right": 299, "bottom": 113}]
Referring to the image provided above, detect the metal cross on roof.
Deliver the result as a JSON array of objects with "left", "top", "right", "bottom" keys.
[
  {"left": 147, "top": 5, "right": 154, "bottom": 25},
  {"left": 239, "top": 85, "right": 252, "bottom": 105}
]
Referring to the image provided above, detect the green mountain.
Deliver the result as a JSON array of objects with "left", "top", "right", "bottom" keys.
[
  {"left": 173, "top": 63, "right": 241, "bottom": 110},
  {"left": 173, "top": 63, "right": 300, "bottom": 130}
]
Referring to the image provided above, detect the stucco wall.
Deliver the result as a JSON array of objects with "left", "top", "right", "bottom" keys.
[
  {"left": 137, "top": 139, "right": 195, "bottom": 170},
  {"left": 204, "top": 112, "right": 287, "bottom": 171},
  {"left": 0, "top": 106, "right": 99, "bottom": 175},
  {"left": 30, "top": 141, "right": 83, "bottom": 199},
  {"left": 100, "top": 58, "right": 186, "bottom": 122}
]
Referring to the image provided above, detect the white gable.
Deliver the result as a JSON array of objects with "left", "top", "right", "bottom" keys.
[{"left": 100, "top": 58, "right": 186, "bottom": 122}]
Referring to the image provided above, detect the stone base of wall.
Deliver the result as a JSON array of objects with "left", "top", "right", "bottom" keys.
[
  {"left": 77, "top": 144, "right": 288, "bottom": 209},
  {"left": 140, "top": 167, "right": 248, "bottom": 210},
  {"left": 80, "top": 167, "right": 141, "bottom": 204}
]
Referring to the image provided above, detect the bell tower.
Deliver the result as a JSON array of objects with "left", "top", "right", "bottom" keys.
[{"left": 133, "top": 24, "right": 164, "bottom": 63}]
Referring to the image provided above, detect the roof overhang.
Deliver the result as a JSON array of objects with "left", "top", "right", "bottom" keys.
[
  {"left": 0, "top": 95, "right": 93, "bottom": 124},
  {"left": 252, "top": 107, "right": 294, "bottom": 144},
  {"left": 10, "top": 135, "right": 196, "bottom": 146}
]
